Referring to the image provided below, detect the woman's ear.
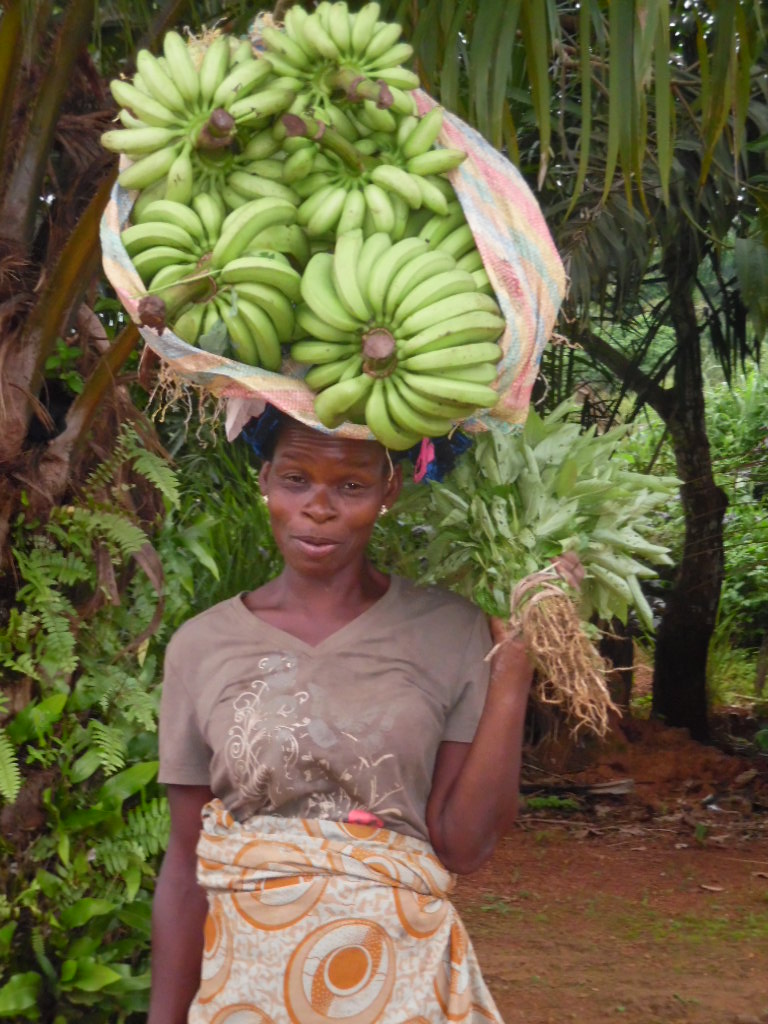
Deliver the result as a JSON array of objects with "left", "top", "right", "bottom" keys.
[
  {"left": 383, "top": 463, "right": 403, "bottom": 508},
  {"left": 258, "top": 462, "right": 270, "bottom": 494}
]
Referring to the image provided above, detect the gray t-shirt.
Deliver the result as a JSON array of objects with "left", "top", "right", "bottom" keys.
[{"left": 158, "top": 575, "right": 492, "bottom": 841}]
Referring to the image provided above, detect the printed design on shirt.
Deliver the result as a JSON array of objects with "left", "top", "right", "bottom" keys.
[
  {"left": 224, "top": 653, "right": 405, "bottom": 823},
  {"left": 225, "top": 655, "right": 309, "bottom": 811}
]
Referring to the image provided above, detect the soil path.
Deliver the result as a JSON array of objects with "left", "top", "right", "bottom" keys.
[{"left": 454, "top": 720, "right": 768, "bottom": 1024}]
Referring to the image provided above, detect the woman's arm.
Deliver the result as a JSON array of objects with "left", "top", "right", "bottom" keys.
[
  {"left": 426, "top": 555, "right": 584, "bottom": 875},
  {"left": 425, "top": 627, "right": 533, "bottom": 875},
  {"left": 147, "top": 784, "right": 213, "bottom": 1024}
]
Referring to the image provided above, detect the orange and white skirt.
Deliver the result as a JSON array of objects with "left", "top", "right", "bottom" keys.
[{"left": 190, "top": 800, "right": 504, "bottom": 1023}]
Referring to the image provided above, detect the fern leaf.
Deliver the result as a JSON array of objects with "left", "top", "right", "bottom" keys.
[{"left": 0, "top": 730, "right": 22, "bottom": 803}]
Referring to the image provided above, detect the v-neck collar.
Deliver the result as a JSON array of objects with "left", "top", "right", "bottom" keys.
[{"left": 231, "top": 575, "right": 402, "bottom": 653}]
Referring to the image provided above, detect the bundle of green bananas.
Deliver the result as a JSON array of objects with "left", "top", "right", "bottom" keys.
[
  {"left": 125, "top": 197, "right": 303, "bottom": 368},
  {"left": 278, "top": 107, "right": 467, "bottom": 238},
  {"left": 261, "top": 0, "right": 420, "bottom": 127},
  {"left": 289, "top": 229, "right": 505, "bottom": 448},
  {"left": 102, "top": 31, "right": 297, "bottom": 205}
]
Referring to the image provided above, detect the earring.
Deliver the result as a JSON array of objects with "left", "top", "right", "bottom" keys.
[
  {"left": 261, "top": 493, "right": 269, "bottom": 506},
  {"left": 379, "top": 504, "right": 388, "bottom": 516}
]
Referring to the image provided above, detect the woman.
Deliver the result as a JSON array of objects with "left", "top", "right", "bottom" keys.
[{"left": 148, "top": 412, "right": 575, "bottom": 1024}]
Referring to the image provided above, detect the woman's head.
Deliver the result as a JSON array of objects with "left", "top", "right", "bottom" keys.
[{"left": 258, "top": 416, "right": 402, "bottom": 579}]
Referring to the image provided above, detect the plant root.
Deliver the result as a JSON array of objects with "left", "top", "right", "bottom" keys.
[{"left": 511, "top": 570, "right": 620, "bottom": 739}]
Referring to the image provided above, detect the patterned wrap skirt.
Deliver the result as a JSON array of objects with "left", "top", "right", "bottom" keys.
[{"left": 190, "top": 800, "right": 504, "bottom": 1023}]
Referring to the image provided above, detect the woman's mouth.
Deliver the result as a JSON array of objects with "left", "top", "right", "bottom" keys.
[{"left": 293, "top": 535, "right": 339, "bottom": 556}]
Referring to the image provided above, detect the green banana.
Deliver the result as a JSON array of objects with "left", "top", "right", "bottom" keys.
[
  {"left": 291, "top": 339, "right": 359, "bottom": 364},
  {"left": 314, "top": 373, "right": 374, "bottom": 429},
  {"left": 306, "top": 185, "right": 348, "bottom": 237},
  {"left": 172, "top": 302, "right": 206, "bottom": 345},
  {"left": 392, "top": 269, "right": 477, "bottom": 326},
  {"left": 121, "top": 220, "right": 199, "bottom": 256},
  {"left": 391, "top": 374, "right": 478, "bottom": 420},
  {"left": 386, "top": 376, "right": 454, "bottom": 438},
  {"left": 400, "top": 370, "right": 498, "bottom": 409},
  {"left": 109, "top": 79, "right": 181, "bottom": 127},
  {"left": 401, "top": 106, "right": 445, "bottom": 159},
  {"left": 370, "top": 163, "right": 423, "bottom": 209},
  {"left": 414, "top": 175, "right": 450, "bottom": 216},
  {"left": 430, "top": 361, "right": 498, "bottom": 384},
  {"left": 220, "top": 255, "right": 302, "bottom": 302},
  {"left": 226, "top": 170, "right": 299, "bottom": 205},
  {"left": 304, "top": 354, "right": 363, "bottom": 392},
  {"left": 366, "top": 41, "right": 414, "bottom": 71},
  {"left": 383, "top": 250, "right": 455, "bottom": 319},
  {"left": 192, "top": 192, "right": 225, "bottom": 247},
  {"left": 220, "top": 303, "right": 259, "bottom": 364},
  {"left": 350, "top": 3, "right": 382, "bottom": 54},
  {"left": 295, "top": 306, "right": 360, "bottom": 344},
  {"left": 362, "top": 182, "right": 396, "bottom": 234},
  {"left": 135, "top": 49, "right": 187, "bottom": 114},
  {"left": 198, "top": 35, "right": 232, "bottom": 105},
  {"left": 396, "top": 291, "right": 501, "bottom": 338},
  {"left": 362, "top": 21, "right": 403, "bottom": 62},
  {"left": 300, "top": 252, "right": 362, "bottom": 332},
  {"left": 407, "top": 148, "right": 467, "bottom": 175},
  {"left": 436, "top": 223, "right": 477, "bottom": 260},
  {"left": 235, "top": 295, "right": 283, "bottom": 370},
  {"left": 399, "top": 340, "right": 502, "bottom": 373},
  {"left": 162, "top": 31, "right": 200, "bottom": 108},
  {"left": 365, "top": 378, "right": 421, "bottom": 450},
  {"left": 135, "top": 199, "right": 205, "bottom": 240},
  {"left": 165, "top": 144, "right": 194, "bottom": 204},
  {"left": 117, "top": 145, "right": 180, "bottom": 190},
  {"left": 228, "top": 88, "right": 296, "bottom": 123},
  {"left": 211, "top": 198, "right": 298, "bottom": 268},
  {"left": 212, "top": 55, "right": 273, "bottom": 107},
  {"left": 101, "top": 125, "right": 180, "bottom": 155},
  {"left": 132, "top": 245, "right": 197, "bottom": 282},
  {"left": 397, "top": 310, "right": 507, "bottom": 357},
  {"left": 231, "top": 281, "right": 295, "bottom": 340},
  {"left": 418, "top": 205, "right": 467, "bottom": 247},
  {"left": 332, "top": 230, "right": 372, "bottom": 321},
  {"left": 355, "top": 232, "right": 392, "bottom": 303},
  {"left": 336, "top": 188, "right": 367, "bottom": 233},
  {"left": 365, "top": 237, "right": 430, "bottom": 318}
]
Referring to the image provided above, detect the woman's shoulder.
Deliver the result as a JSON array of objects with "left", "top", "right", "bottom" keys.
[
  {"left": 165, "top": 593, "right": 248, "bottom": 657},
  {"left": 389, "top": 575, "right": 486, "bottom": 626}
]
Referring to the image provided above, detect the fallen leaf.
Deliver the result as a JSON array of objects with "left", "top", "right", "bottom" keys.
[{"left": 699, "top": 883, "right": 725, "bottom": 893}]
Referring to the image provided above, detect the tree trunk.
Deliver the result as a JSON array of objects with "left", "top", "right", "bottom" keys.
[{"left": 651, "top": 261, "right": 727, "bottom": 743}]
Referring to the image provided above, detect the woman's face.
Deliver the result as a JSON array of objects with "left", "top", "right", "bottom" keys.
[{"left": 259, "top": 421, "right": 402, "bottom": 578}]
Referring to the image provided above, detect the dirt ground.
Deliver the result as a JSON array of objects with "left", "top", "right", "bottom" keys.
[{"left": 454, "top": 716, "right": 768, "bottom": 1024}]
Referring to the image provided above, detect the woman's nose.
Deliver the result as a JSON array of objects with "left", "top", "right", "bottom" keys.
[{"left": 303, "top": 487, "right": 336, "bottom": 519}]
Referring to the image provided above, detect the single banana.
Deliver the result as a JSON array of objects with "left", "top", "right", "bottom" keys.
[
  {"left": 397, "top": 310, "right": 507, "bottom": 357},
  {"left": 306, "top": 185, "right": 348, "bottom": 238},
  {"left": 248, "top": 223, "right": 310, "bottom": 266},
  {"left": 472, "top": 268, "right": 493, "bottom": 294},
  {"left": 456, "top": 248, "right": 484, "bottom": 273},
  {"left": 362, "top": 182, "right": 396, "bottom": 234},
  {"left": 401, "top": 106, "right": 444, "bottom": 159},
  {"left": 336, "top": 188, "right": 367, "bottom": 233},
  {"left": 220, "top": 303, "right": 259, "bottom": 364},
  {"left": 235, "top": 295, "right": 283, "bottom": 370},
  {"left": 396, "top": 114, "right": 419, "bottom": 149},
  {"left": 362, "top": 21, "right": 402, "bottom": 62},
  {"left": 304, "top": 353, "right": 363, "bottom": 391},
  {"left": 198, "top": 300, "right": 228, "bottom": 354},
  {"left": 430, "top": 361, "right": 498, "bottom": 384},
  {"left": 282, "top": 145, "right": 316, "bottom": 184},
  {"left": 374, "top": 69, "right": 421, "bottom": 93},
  {"left": 300, "top": 252, "right": 362, "bottom": 332},
  {"left": 148, "top": 262, "right": 197, "bottom": 293},
  {"left": 418, "top": 205, "right": 467, "bottom": 247},
  {"left": 332, "top": 230, "right": 372, "bottom": 321},
  {"left": 327, "top": 1, "right": 352, "bottom": 54},
  {"left": 413, "top": 175, "right": 450, "bottom": 216},
  {"left": 392, "top": 269, "right": 478, "bottom": 326},
  {"left": 350, "top": 3, "right": 382, "bottom": 54},
  {"left": 365, "top": 236, "right": 430, "bottom": 318},
  {"left": 243, "top": 129, "right": 283, "bottom": 161},
  {"left": 117, "top": 145, "right": 180, "bottom": 190},
  {"left": 436, "top": 223, "right": 477, "bottom": 260},
  {"left": 293, "top": 171, "right": 336, "bottom": 201},
  {"left": 397, "top": 291, "right": 502, "bottom": 339},
  {"left": 165, "top": 144, "right": 194, "bottom": 204},
  {"left": 109, "top": 79, "right": 181, "bottom": 127},
  {"left": 230, "top": 38, "right": 255, "bottom": 65},
  {"left": 291, "top": 339, "right": 359, "bottom": 364},
  {"left": 370, "top": 163, "right": 423, "bottom": 209},
  {"left": 135, "top": 199, "right": 205, "bottom": 241},
  {"left": 298, "top": 12, "right": 340, "bottom": 60},
  {"left": 399, "top": 340, "right": 503, "bottom": 373},
  {"left": 365, "top": 41, "right": 414, "bottom": 71},
  {"left": 172, "top": 301, "right": 206, "bottom": 345},
  {"left": 260, "top": 24, "right": 311, "bottom": 70},
  {"left": 314, "top": 373, "right": 374, "bottom": 429},
  {"left": 365, "top": 377, "right": 421, "bottom": 450},
  {"left": 392, "top": 373, "right": 478, "bottom": 420},
  {"left": 297, "top": 184, "right": 341, "bottom": 227},
  {"left": 101, "top": 125, "right": 181, "bottom": 155},
  {"left": 232, "top": 281, "right": 295, "bottom": 340},
  {"left": 358, "top": 100, "right": 397, "bottom": 134},
  {"left": 227, "top": 170, "right": 299, "bottom": 204},
  {"left": 386, "top": 375, "right": 454, "bottom": 438},
  {"left": 400, "top": 370, "right": 498, "bottom": 409},
  {"left": 389, "top": 193, "right": 410, "bottom": 240},
  {"left": 162, "top": 31, "right": 200, "bottom": 108},
  {"left": 211, "top": 198, "right": 298, "bottom": 268},
  {"left": 355, "top": 232, "right": 392, "bottom": 302},
  {"left": 228, "top": 89, "right": 296, "bottom": 124},
  {"left": 407, "top": 148, "right": 467, "bottom": 175},
  {"left": 192, "top": 191, "right": 225, "bottom": 247},
  {"left": 121, "top": 220, "right": 199, "bottom": 256},
  {"left": 220, "top": 255, "right": 302, "bottom": 302},
  {"left": 135, "top": 49, "right": 187, "bottom": 114},
  {"left": 383, "top": 250, "right": 456, "bottom": 319},
  {"left": 198, "top": 35, "right": 232, "bottom": 105},
  {"left": 294, "top": 307, "right": 357, "bottom": 346},
  {"left": 132, "top": 245, "right": 197, "bottom": 283},
  {"left": 213, "top": 56, "right": 274, "bottom": 108}
]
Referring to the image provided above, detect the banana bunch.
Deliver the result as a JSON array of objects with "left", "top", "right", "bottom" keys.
[
  {"left": 289, "top": 230, "right": 505, "bottom": 448},
  {"left": 280, "top": 107, "right": 467, "bottom": 238},
  {"left": 261, "top": 1, "right": 420, "bottom": 126},
  {"left": 125, "top": 197, "right": 303, "bottom": 368},
  {"left": 102, "top": 31, "right": 297, "bottom": 203}
]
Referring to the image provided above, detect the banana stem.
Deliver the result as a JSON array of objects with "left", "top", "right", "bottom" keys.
[
  {"left": 195, "top": 108, "right": 237, "bottom": 151},
  {"left": 281, "top": 113, "right": 372, "bottom": 174},
  {"left": 138, "top": 271, "right": 216, "bottom": 330},
  {"left": 327, "top": 68, "right": 393, "bottom": 109},
  {"left": 362, "top": 328, "right": 397, "bottom": 377}
]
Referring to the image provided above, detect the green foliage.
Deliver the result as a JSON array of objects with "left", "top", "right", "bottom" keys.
[{"left": 385, "top": 402, "right": 677, "bottom": 630}]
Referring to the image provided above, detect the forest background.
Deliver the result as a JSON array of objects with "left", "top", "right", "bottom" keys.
[{"left": 0, "top": 1, "right": 766, "bottom": 1019}]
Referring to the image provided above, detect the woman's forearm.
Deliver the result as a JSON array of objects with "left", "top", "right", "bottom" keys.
[
  {"left": 429, "top": 635, "right": 533, "bottom": 874},
  {"left": 147, "top": 845, "right": 209, "bottom": 1024}
]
